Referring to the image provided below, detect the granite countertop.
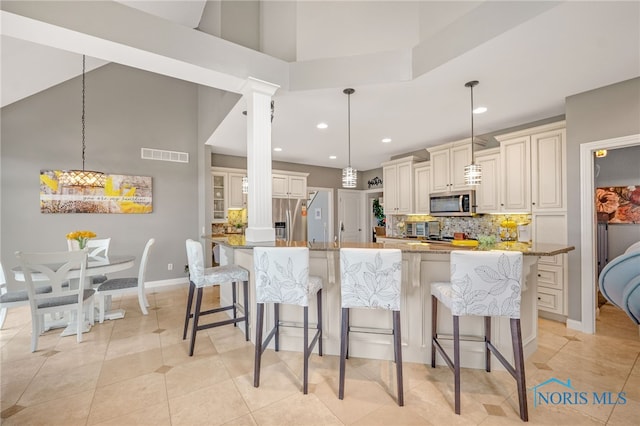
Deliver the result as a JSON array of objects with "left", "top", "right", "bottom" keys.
[{"left": 204, "top": 235, "right": 574, "bottom": 256}]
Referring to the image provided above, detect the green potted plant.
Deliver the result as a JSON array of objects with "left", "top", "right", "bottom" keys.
[{"left": 372, "top": 198, "right": 386, "bottom": 237}]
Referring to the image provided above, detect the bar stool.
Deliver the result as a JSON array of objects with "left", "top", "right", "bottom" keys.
[
  {"left": 338, "top": 248, "right": 404, "bottom": 406},
  {"left": 253, "top": 247, "right": 323, "bottom": 394},
  {"left": 183, "top": 239, "right": 249, "bottom": 356},
  {"left": 431, "top": 250, "right": 528, "bottom": 421}
]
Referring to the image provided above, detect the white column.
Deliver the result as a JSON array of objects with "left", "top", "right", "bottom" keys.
[{"left": 243, "top": 77, "right": 279, "bottom": 243}]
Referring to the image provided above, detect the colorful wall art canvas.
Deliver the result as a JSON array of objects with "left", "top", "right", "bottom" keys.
[
  {"left": 40, "top": 170, "right": 152, "bottom": 214},
  {"left": 596, "top": 185, "right": 640, "bottom": 224}
]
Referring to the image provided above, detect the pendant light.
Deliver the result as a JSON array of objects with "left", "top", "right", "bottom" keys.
[
  {"left": 59, "top": 55, "right": 106, "bottom": 188},
  {"left": 342, "top": 88, "right": 357, "bottom": 188},
  {"left": 464, "top": 80, "right": 482, "bottom": 186}
]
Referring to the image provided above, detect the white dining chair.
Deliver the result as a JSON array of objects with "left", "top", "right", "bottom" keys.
[
  {"left": 68, "top": 237, "right": 111, "bottom": 285},
  {"left": 14, "top": 250, "right": 94, "bottom": 352},
  {"left": 94, "top": 238, "right": 155, "bottom": 323}
]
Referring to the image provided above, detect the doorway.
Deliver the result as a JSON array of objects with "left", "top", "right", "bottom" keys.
[
  {"left": 337, "top": 190, "right": 364, "bottom": 242},
  {"left": 307, "top": 187, "right": 333, "bottom": 243},
  {"left": 579, "top": 134, "right": 640, "bottom": 334}
]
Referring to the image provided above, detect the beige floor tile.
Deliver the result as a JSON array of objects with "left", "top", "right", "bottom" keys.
[
  {"left": 350, "top": 402, "right": 435, "bottom": 426},
  {"left": 1, "top": 389, "right": 93, "bottom": 426},
  {"left": 0, "top": 354, "right": 46, "bottom": 385},
  {"left": 165, "top": 353, "right": 231, "bottom": 399},
  {"left": 160, "top": 338, "right": 218, "bottom": 367},
  {"left": 222, "top": 413, "right": 258, "bottom": 426},
  {"left": 97, "top": 347, "right": 164, "bottom": 387},
  {"left": 407, "top": 379, "right": 487, "bottom": 425},
  {"left": 233, "top": 362, "right": 301, "bottom": 412},
  {"left": 252, "top": 392, "right": 343, "bottom": 425},
  {"left": 103, "top": 330, "right": 161, "bottom": 360},
  {"left": 605, "top": 394, "right": 640, "bottom": 425},
  {"left": 1, "top": 379, "right": 30, "bottom": 410},
  {"left": 87, "top": 372, "right": 167, "bottom": 425},
  {"left": 221, "top": 344, "right": 280, "bottom": 379},
  {"left": 90, "top": 401, "right": 171, "bottom": 426},
  {"left": 169, "top": 378, "right": 249, "bottom": 426}
]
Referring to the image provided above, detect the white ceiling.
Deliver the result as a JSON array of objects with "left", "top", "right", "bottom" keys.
[{"left": 2, "top": 1, "right": 639, "bottom": 171}]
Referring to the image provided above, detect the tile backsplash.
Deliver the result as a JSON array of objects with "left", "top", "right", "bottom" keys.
[{"left": 387, "top": 213, "right": 531, "bottom": 241}]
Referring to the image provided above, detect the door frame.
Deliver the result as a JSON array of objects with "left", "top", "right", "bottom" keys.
[
  {"left": 337, "top": 189, "right": 366, "bottom": 242},
  {"left": 579, "top": 133, "right": 640, "bottom": 334},
  {"left": 307, "top": 187, "right": 334, "bottom": 243}
]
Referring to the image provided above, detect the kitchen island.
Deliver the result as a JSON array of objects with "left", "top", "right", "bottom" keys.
[{"left": 208, "top": 235, "right": 574, "bottom": 369}]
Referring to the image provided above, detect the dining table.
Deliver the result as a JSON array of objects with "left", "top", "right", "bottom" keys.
[{"left": 12, "top": 254, "right": 136, "bottom": 335}]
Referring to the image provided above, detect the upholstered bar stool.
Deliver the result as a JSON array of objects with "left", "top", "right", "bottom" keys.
[
  {"left": 431, "top": 250, "right": 528, "bottom": 421},
  {"left": 253, "top": 247, "right": 323, "bottom": 394},
  {"left": 183, "top": 239, "right": 249, "bottom": 356},
  {"left": 339, "top": 248, "right": 404, "bottom": 406}
]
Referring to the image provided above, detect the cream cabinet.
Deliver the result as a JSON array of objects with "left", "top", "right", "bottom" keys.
[
  {"left": 533, "top": 212, "right": 568, "bottom": 316},
  {"left": 228, "top": 173, "right": 247, "bottom": 209},
  {"left": 427, "top": 140, "right": 472, "bottom": 193},
  {"left": 413, "top": 162, "right": 431, "bottom": 214},
  {"left": 212, "top": 172, "right": 228, "bottom": 223},
  {"left": 474, "top": 148, "right": 501, "bottom": 214},
  {"left": 382, "top": 157, "right": 416, "bottom": 214},
  {"left": 496, "top": 121, "right": 566, "bottom": 213},
  {"left": 272, "top": 171, "right": 308, "bottom": 199}
]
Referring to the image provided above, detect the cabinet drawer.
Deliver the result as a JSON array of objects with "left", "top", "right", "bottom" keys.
[
  {"left": 537, "top": 288, "right": 563, "bottom": 314},
  {"left": 538, "top": 254, "right": 563, "bottom": 266},
  {"left": 537, "top": 264, "right": 564, "bottom": 290}
]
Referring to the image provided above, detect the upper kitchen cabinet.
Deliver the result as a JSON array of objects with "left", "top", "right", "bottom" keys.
[
  {"left": 413, "top": 162, "right": 431, "bottom": 214},
  {"left": 272, "top": 171, "right": 308, "bottom": 199},
  {"left": 496, "top": 121, "right": 566, "bottom": 213},
  {"left": 212, "top": 172, "right": 228, "bottom": 223},
  {"left": 382, "top": 156, "right": 417, "bottom": 214},
  {"left": 228, "top": 172, "right": 247, "bottom": 209},
  {"left": 212, "top": 168, "right": 248, "bottom": 222},
  {"left": 427, "top": 139, "right": 472, "bottom": 193},
  {"left": 474, "top": 148, "right": 501, "bottom": 213}
]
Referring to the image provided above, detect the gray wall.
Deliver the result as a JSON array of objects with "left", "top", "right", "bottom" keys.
[
  {"left": 594, "top": 145, "right": 640, "bottom": 259},
  {"left": 1, "top": 63, "right": 200, "bottom": 286},
  {"left": 565, "top": 77, "right": 640, "bottom": 320}
]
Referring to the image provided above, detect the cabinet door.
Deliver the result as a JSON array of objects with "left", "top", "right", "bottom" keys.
[
  {"left": 383, "top": 165, "right": 398, "bottom": 213},
  {"left": 531, "top": 129, "right": 566, "bottom": 211},
  {"left": 228, "top": 173, "right": 246, "bottom": 209},
  {"left": 429, "top": 149, "right": 450, "bottom": 193},
  {"left": 288, "top": 176, "right": 307, "bottom": 198},
  {"left": 450, "top": 143, "right": 471, "bottom": 191},
  {"left": 414, "top": 165, "right": 431, "bottom": 214},
  {"left": 501, "top": 136, "right": 531, "bottom": 212},
  {"left": 475, "top": 152, "right": 500, "bottom": 213},
  {"left": 212, "top": 172, "right": 227, "bottom": 223},
  {"left": 396, "top": 162, "right": 414, "bottom": 213},
  {"left": 272, "top": 174, "right": 288, "bottom": 198}
]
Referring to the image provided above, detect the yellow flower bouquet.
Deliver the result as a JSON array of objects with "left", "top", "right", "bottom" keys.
[{"left": 66, "top": 230, "right": 97, "bottom": 249}]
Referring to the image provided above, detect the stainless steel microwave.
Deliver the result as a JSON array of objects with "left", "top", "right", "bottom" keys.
[{"left": 429, "top": 190, "right": 476, "bottom": 216}]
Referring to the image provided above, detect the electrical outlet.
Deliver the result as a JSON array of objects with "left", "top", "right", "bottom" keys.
[{"left": 168, "top": 263, "right": 173, "bottom": 271}]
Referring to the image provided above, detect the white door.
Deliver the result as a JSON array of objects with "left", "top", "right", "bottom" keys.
[{"left": 338, "top": 190, "right": 364, "bottom": 242}]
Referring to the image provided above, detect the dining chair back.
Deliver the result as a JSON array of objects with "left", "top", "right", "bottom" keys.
[
  {"left": 0, "top": 261, "right": 54, "bottom": 329},
  {"left": 68, "top": 237, "right": 111, "bottom": 285},
  {"left": 14, "top": 250, "right": 94, "bottom": 352},
  {"left": 95, "top": 238, "right": 155, "bottom": 323}
]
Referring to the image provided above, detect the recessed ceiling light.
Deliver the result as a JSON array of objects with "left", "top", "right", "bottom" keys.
[
  {"left": 317, "top": 122, "right": 328, "bottom": 129},
  {"left": 473, "top": 106, "right": 487, "bottom": 114},
  {"left": 329, "top": 155, "right": 337, "bottom": 159},
  {"left": 382, "top": 138, "right": 392, "bottom": 143},
  {"left": 273, "top": 147, "right": 282, "bottom": 152}
]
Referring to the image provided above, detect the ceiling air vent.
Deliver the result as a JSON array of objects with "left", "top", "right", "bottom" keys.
[{"left": 141, "top": 148, "right": 189, "bottom": 163}]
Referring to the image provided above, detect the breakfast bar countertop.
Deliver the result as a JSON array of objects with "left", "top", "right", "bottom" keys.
[{"left": 205, "top": 235, "right": 574, "bottom": 257}]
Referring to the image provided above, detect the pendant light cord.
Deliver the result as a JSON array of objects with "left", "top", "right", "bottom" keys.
[
  {"left": 347, "top": 91, "right": 351, "bottom": 167},
  {"left": 82, "top": 54, "right": 86, "bottom": 172},
  {"left": 470, "top": 82, "right": 474, "bottom": 165}
]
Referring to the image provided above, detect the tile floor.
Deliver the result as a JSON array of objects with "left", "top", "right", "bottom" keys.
[{"left": 1, "top": 285, "right": 638, "bottom": 425}]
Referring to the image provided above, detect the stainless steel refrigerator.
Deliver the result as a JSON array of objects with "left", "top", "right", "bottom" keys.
[{"left": 273, "top": 198, "right": 307, "bottom": 242}]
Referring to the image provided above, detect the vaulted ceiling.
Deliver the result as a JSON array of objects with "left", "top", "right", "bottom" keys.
[{"left": 2, "top": 1, "right": 639, "bottom": 171}]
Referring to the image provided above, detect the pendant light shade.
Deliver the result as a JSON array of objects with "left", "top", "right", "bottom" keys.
[
  {"left": 342, "top": 88, "right": 357, "bottom": 188},
  {"left": 59, "top": 55, "right": 106, "bottom": 188},
  {"left": 464, "top": 80, "right": 482, "bottom": 186}
]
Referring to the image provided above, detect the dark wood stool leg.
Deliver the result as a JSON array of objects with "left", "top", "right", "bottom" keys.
[
  {"left": 431, "top": 295, "right": 437, "bottom": 368},
  {"left": 254, "top": 303, "right": 265, "bottom": 387},
  {"left": 303, "top": 305, "right": 309, "bottom": 394},
  {"left": 243, "top": 280, "right": 250, "bottom": 341},
  {"left": 317, "top": 289, "right": 323, "bottom": 356},
  {"left": 393, "top": 310, "right": 404, "bottom": 406},
  {"left": 345, "top": 308, "right": 350, "bottom": 359},
  {"left": 274, "top": 303, "right": 280, "bottom": 351},
  {"left": 339, "top": 307, "right": 349, "bottom": 400},
  {"left": 511, "top": 318, "right": 529, "bottom": 422},
  {"left": 189, "top": 287, "right": 204, "bottom": 356},
  {"left": 232, "top": 281, "right": 237, "bottom": 326},
  {"left": 485, "top": 316, "right": 491, "bottom": 372},
  {"left": 183, "top": 281, "right": 195, "bottom": 340},
  {"left": 453, "top": 315, "right": 461, "bottom": 415}
]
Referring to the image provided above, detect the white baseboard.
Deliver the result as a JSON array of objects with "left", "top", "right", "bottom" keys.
[
  {"left": 146, "top": 277, "right": 189, "bottom": 291},
  {"left": 566, "top": 318, "right": 583, "bottom": 332}
]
